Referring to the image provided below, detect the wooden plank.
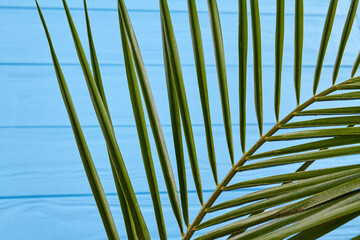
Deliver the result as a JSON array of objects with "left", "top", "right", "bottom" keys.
[
  {"left": 0, "top": 0, "right": 352, "bottom": 15},
  {"left": 1, "top": 65, "right": 357, "bottom": 127},
  {"left": 0, "top": 8, "right": 358, "bottom": 66},
  {"left": 0, "top": 125, "right": 358, "bottom": 197}
]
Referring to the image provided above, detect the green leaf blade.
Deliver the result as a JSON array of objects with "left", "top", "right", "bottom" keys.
[
  {"left": 162, "top": 23, "right": 188, "bottom": 227},
  {"left": 207, "top": 0, "right": 234, "bottom": 163},
  {"left": 187, "top": 0, "right": 218, "bottom": 183},
  {"left": 351, "top": 51, "right": 360, "bottom": 77},
  {"left": 119, "top": 14, "right": 167, "bottom": 239},
  {"left": 294, "top": 0, "right": 303, "bottom": 105},
  {"left": 275, "top": 0, "right": 284, "bottom": 121},
  {"left": 117, "top": 0, "right": 184, "bottom": 231},
  {"left": 36, "top": 3, "right": 119, "bottom": 239},
  {"left": 313, "top": 0, "right": 338, "bottom": 94},
  {"left": 160, "top": 0, "right": 203, "bottom": 204},
  {"left": 250, "top": 0, "right": 263, "bottom": 136},
  {"left": 61, "top": 1, "right": 150, "bottom": 237},
  {"left": 239, "top": 0, "right": 248, "bottom": 153},
  {"left": 332, "top": 0, "right": 359, "bottom": 84}
]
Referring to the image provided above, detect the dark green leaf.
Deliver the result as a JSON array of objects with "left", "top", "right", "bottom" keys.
[
  {"left": 207, "top": 0, "right": 234, "bottom": 163},
  {"left": 161, "top": 22, "right": 188, "bottom": 227},
  {"left": 188, "top": 0, "right": 218, "bottom": 183},
  {"left": 313, "top": 0, "right": 338, "bottom": 94},
  {"left": 294, "top": 0, "right": 303, "bottom": 105},
  {"left": 119, "top": 14, "right": 167, "bottom": 239},
  {"left": 281, "top": 116, "right": 360, "bottom": 128},
  {"left": 275, "top": 0, "right": 284, "bottom": 121},
  {"left": 239, "top": 145, "right": 360, "bottom": 171},
  {"left": 249, "top": 136, "right": 360, "bottom": 160},
  {"left": 225, "top": 164, "right": 360, "bottom": 190},
  {"left": 332, "top": 0, "right": 359, "bottom": 84},
  {"left": 239, "top": 0, "right": 248, "bottom": 152},
  {"left": 160, "top": 0, "right": 203, "bottom": 204},
  {"left": 84, "top": 1, "right": 137, "bottom": 237},
  {"left": 36, "top": 2, "right": 119, "bottom": 238},
  {"left": 316, "top": 91, "right": 360, "bottom": 101},
  {"left": 62, "top": 1, "right": 149, "bottom": 237},
  {"left": 250, "top": 0, "right": 263, "bottom": 135},
  {"left": 267, "top": 126, "right": 360, "bottom": 141},
  {"left": 351, "top": 51, "right": 360, "bottom": 77},
  {"left": 295, "top": 106, "right": 360, "bottom": 115},
  {"left": 117, "top": 0, "right": 183, "bottom": 231}
]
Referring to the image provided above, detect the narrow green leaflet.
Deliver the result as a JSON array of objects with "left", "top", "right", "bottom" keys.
[
  {"left": 202, "top": 202, "right": 329, "bottom": 240},
  {"left": 210, "top": 168, "right": 360, "bottom": 212},
  {"left": 289, "top": 212, "right": 360, "bottom": 240},
  {"left": 84, "top": 1, "right": 136, "bottom": 237},
  {"left": 267, "top": 126, "right": 360, "bottom": 141},
  {"left": 62, "top": 1, "right": 150, "bottom": 238},
  {"left": 197, "top": 173, "right": 360, "bottom": 229},
  {"left": 250, "top": 0, "right": 263, "bottom": 135},
  {"left": 198, "top": 191, "right": 360, "bottom": 240},
  {"left": 332, "top": 0, "right": 359, "bottom": 84},
  {"left": 188, "top": 0, "right": 218, "bottom": 183},
  {"left": 295, "top": 106, "right": 360, "bottom": 115},
  {"left": 281, "top": 115, "right": 360, "bottom": 128},
  {"left": 225, "top": 164, "right": 360, "bottom": 190},
  {"left": 351, "top": 51, "right": 360, "bottom": 77},
  {"left": 117, "top": 0, "right": 183, "bottom": 230},
  {"left": 262, "top": 194, "right": 360, "bottom": 239},
  {"left": 207, "top": 0, "right": 234, "bottom": 163},
  {"left": 160, "top": 0, "right": 203, "bottom": 204},
  {"left": 239, "top": 145, "right": 360, "bottom": 171},
  {"left": 294, "top": 0, "right": 303, "bottom": 105},
  {"left": 275, "top": 0, "right": 284, "bottom": 121},
  {"left": 249, "top": 136, "right": 360, "bottom": 160},
  {"left": 36, "top": 2, "right": 119, "bottom": 239},
  {"left": 239, "top": 0, "right": 248, "bottom": 152},
  {"left": 162, "top": 23, "right": 188, "bottom": 227},
  {"left": 313, "top": 0, "right": 338, "bottom": 94},
  {"left": 119, "top": 14, "right": 167, "bottom": 239},
  {"left": 316, "top": 91, "right": 360, "bottom": 101}
]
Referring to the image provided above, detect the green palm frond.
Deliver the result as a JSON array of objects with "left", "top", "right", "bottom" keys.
[{"left": 36, "top": 0, "right": 360, "bottom": 239}]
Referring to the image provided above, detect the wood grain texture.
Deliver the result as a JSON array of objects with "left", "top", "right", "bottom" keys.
[{"left": 1, "top": 0, "right": 360, "bottom": 239}]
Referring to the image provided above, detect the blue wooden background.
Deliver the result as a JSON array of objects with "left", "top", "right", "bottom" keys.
[{"left": 1, "top": 0, "right": 360, "bottom": 239}]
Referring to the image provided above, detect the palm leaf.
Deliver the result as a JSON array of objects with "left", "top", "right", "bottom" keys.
[
  {"left": 238, "top": 0, "right": 248, "bottom": 153},
  {"left": 84, "top": 1, "right": 137, "bottom": 237},
  {"left": 160, "top": 0, "right": 203, "bottom": 204},
  {"left": 117, "top": 0, "right": 184, "bottom": 232},
  {"left": 313, "top": 0, "right": 338, "bottom": 94},
  {"left": 187, "top": 0, "right": 217, "bottom": 184},
  {"left": 207, "top": 0, "right": 234, "bottom": 163},
  {"left": 36, "top": 2, "right": 119, "bottom": 239},
  {"left": 37, "top": 0, "right": 360, "bottom": 239}
]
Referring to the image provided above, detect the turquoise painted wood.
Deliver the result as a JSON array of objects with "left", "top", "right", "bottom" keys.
[{"left": 1, "top": 0, "right": 360, "bottom": 239}]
